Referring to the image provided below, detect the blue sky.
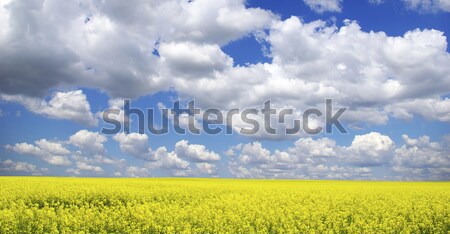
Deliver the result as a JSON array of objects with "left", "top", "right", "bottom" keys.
[{"left": 0, "top": 0, "right": 449, "bottom": 180}]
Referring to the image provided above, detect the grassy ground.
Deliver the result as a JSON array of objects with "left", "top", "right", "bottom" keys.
[{"left": 0, "top": 177, "right": 448, "bottom": 233}]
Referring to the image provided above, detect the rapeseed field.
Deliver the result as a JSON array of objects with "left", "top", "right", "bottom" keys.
[{"left": 0, "top": 177, "right": 448, "bottom": 233}]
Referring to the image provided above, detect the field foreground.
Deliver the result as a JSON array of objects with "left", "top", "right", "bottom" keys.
[{"left": 0, "top": 177, "right": 449, "bottom": 233}]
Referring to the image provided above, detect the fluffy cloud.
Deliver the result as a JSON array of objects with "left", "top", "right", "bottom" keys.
[
  {"left": 196, "top": 162, "right": 218, "bottom": 175},
  {"left": 303, "top": 0, "right": 343, "bottom": 13},
  {"left": 3, "top": 130, "right": 127, "bottom": 174},
  {"left": 385, "top": 98, "right": 450, "bottom": 122},
  {"left": 1, "top": 0, "right": 449, "bottom": 132},
  {"left": 71, "top": 151, "right": 125, "bottom": 166},
  {"left": 0, "top": 0, "right": 275, "bottom": 99},
  {"left": 141, "top": 140, "right": 221, "bottom": 176},
  {"left": 76, "top": 162, "right": 104, "bottom": 174},
  {"left": 290, "top": 137, "right": 338, "bottom": 158},
  {"left": 5, "top": 139, "right": 71, "bottom": 166},
  {"left": 0, "top": 159, "right": 49, "bottom": 175},
  {"left": 344, "top": 132, "right": 395, "bottom": 166},
  {"left": 1, "top": 90, "right": 97, "bottom": 126},
  {"left": 3, "top": 131, "right": 221, "bottom": 177},
  {"left": 227, "top": 132, "right": 449, "bottom": 180},
  {"left": 65, "top": 168, "right": 81, "bottom": 176},
  {"left": 159, "top": 42, "right": 233, "bottom": 78},
  {"left": 113, "top": 132, "right": 158, "bottom": 161},
  {"left": 147, "top": 146, "right": 190, "bottom": 171},
  {"left": 403, "top": 0, "right": 450, "bottom": 12},
  {"left": 3, "top": 131, "right": 448, "bottom": 179},
  {"left": 69, "top": 130, "right": 107, "bottom": 155},
  {"left": 368, "top": 0, "right": 384, "bottom": 4},
  {"left": 66, "top": 162, "right": 104, "bottom": 175},
  {"left": 125, "top": 166, "right": 149, "bottom": 178},
  {"left": 391, "top": 135, "right": 450, "bottom": 180},
  {"left": 1, "top": 0, "right": 449, "bottom": 180},
  {"left": 175, "top": 140, "right": 221, "bottom": 162},
  {"left": 174, "top": 17, "right": 450, "bottom": 130},
  {"left": 394, "top": 135, "right": 449, "bottom": 168}
]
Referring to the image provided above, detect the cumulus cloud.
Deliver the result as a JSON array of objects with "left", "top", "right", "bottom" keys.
[
  {"left": 403, "top": 0, "right": 450, "bottom": 12},
  {"left": 175, "top": 140, "right": 221, "bottom": 162},
  {"left": 66, "top": 162, "right": 104, "bottom": 175},
  {"left": 65, "top": 168, "right": 81, "bottom": 176},
  {"left": 1, "top": 0, "right": 449, "bottom": 180},
  {"left": 174, "top": 17, "right": 450, "bottom": 130},
  {"left": 1, "top": 90, "right": 97, "bottom": 126},
  {"left": 5, "top": 139, "right": 71, "bottom": 166},
  {"left": 227, "top": 132, "right": 449, "bottom": 180},
  {"left": 159, "top": 42, "right": 233, "bottom": 78},
  {"left": 367, "top": 0, "right": 449, "bottom": 12},
  {"left": 76, "top": 162, "right": 104, "bottom": 174},
  {"left": 113, "top": 132, "right": 158, "bottom": 161},
  {"left": 303, "top": 0, "right": 343, "bottom": 13},
  {"left": 69, "top": 130, "right": 107, "bottom": 155},
  {"left": 385, "top": 98, "right": 450, "bottom": 122},
  {"left": 3, "top": 130, "right": 127, "bottom": 173},
  {"left": 0, "top": 0, "right": 275, "bottom": 99},
  {"left": 1, "top": 0, "right": 449, "bottom": 133},
  {"left": 196, "top": 162, "right": 218, "bottom": 175},
  {"left": 394, "top": 135, "right": 449, "bottom": 167},
  {"left": 125, "top": 166, "right": 150, "bottom": 178},
  {"left": 0, "top": 159, "right": 49, "bottom": 175},
  {"left": 2, "top": 131, "right": 221, "bottom": 177},
  {"left": 71, "top": 151, "right": 125, "bottom": 167},
  {"left": 344, "top": 132, "right": 395, "bottom": 166},
  {"left": 146, "top": 146, "right": 191, "bottom": 171},
  {"left": 368, "top": 0, "right": 384, "bottom": 4},
  {"left": 140, "top": 140, "right": 221, "bottom": 176}
]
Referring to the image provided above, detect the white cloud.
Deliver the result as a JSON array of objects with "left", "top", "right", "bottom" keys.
[
  {"left": 35, "top": 139, "right": 71, "bottom": 156},
  {"left": 237, "top": 142, "right": 272, "bottom": 164},
  {"left": 196, "top": 162, "right": 218, "bottom": 175},
  {"left": 345, "top": 132, "right": 395, "bottom": 166},
  {"left": 1, "top": 159, "right": 49, "bottom": 175},
  {"left": 365, "top": 0, "right": 450, "bottom": 12},
  {"left": 1, "top": 90, "right": 97, "bottom": 126},
  {"left": 113, "top": 132, "right": 158, "bottom": 161},
  {"left": 125, "top": 166, "right": 150, "bottom": 178},
  {"left": 368, "top": 0, "right": 384, "bottom": 4},
  {"left": 75, "top": 162, "right": 104, "bottom": 174},
  {"left": 175, "top": 140, "right": 221, "bottom": 162},
  {"left": 174, "top": 17, "right": 450, "bottom": 130},
  {"left": 403, "top": 0, "right": 450, "bottom": 12},
  {"left": 385, "top": 98, "right": 450, "bottom": 122},
  {"left": 69, "top": 130, "right": 107, "bottom": 155},
  {"left": 5, "top": 139, "right": 71, "bottom": 166},
  {"left": 303, "top": 0, "right": 343, "bottom": 13},
  {"left": 227, "top": 132, "right": 449, "bottom": 180},
  {"left": 392, "top": 134, "right": 450, "bottom": 180},
  {"left": 66, "top": 161, "right": 104, "bottom": 175},
  {"left": 71, "top": 151, "right": 125, "bottom": 167},
  {"left": 66, "top": 168, "right": 81, "bottom": 176},
  {"left": 148, "top": 146, "right": 191, "bottom": 170},
  {"left": 1, "top": 1, "right": 449, "bottom": 180},
  {"left": 1, "top": 0, "right": 449, "bottom": 135},
  {"left": 394, "top": 135, "right": 449, "bottom": 169},
  {"left": 159, "top": 42, "right": 233, "bottom": 78},
  {"left": 0, "top": 0, "right": 275, "bottom": 99},
  {"left": 290, "top": 137, "right": 338, "bottom": 158}
]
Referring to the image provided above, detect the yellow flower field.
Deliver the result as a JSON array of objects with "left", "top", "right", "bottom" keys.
[{"left": 0, "top": 177, "right": 448, "bottom": 233}]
